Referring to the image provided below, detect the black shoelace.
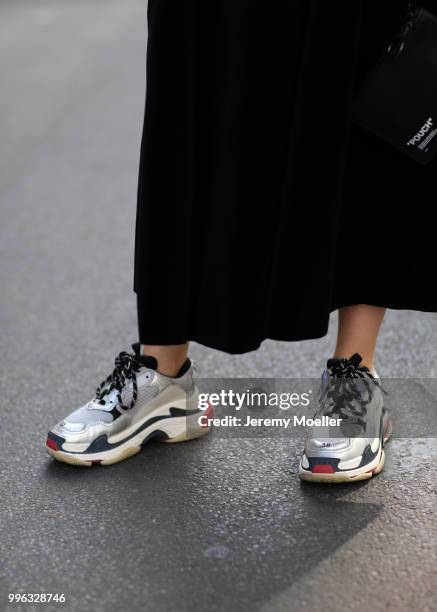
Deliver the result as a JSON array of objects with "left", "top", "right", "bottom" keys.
[
  {"left": 321, "top": 354, "right": 381, "bottom": 425},
  {"left": 95, "top": 351, "right": 143, "bottom": 410}
]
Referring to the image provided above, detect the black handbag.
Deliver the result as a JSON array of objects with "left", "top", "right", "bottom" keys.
[{"left": 354, "top": 2, "right": 437, "bottom": 164}]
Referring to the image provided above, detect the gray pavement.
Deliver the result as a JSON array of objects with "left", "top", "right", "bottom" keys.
[{"left": 1, "top": 2, "right": 436, "bottom": 611}]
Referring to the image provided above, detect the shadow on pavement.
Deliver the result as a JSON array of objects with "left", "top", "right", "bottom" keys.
[{"left": 34, "top": 438, "right": 382, "bottom": 611}]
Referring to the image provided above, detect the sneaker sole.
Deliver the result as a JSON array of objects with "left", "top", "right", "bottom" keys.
[
  {"left": 298, "top": 419, "right": 392, "bottom": 484},
  {"left": 45, "top": 407, "right": 213, "bottom": 467},
  {"left": 298, "top": 448, "right": 385, "bottom": 483}
]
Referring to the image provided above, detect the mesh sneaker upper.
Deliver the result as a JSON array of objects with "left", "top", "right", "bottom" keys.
[
  {"left": 54, "top": 344, "right": 195, "bottom": 437},
  {"left": 62, "top": 370, "right": 160, "bottom": 430}
]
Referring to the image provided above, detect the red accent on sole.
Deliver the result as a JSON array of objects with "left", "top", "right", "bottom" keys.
[
  {"left": 200, "top": 404, "right": 215, "bottom": 427},
  {"left": 91, "top": 460, "right": 102, "bottom": 465},
  {"left": 312, "top": 464, "right": 335, "bottom": 474},
  {"left": 46, "top": 438, "right": 59, "bottom": 452}
]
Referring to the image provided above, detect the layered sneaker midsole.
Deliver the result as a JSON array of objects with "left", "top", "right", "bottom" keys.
[
  {"left": 47, "top": 408, "right": 207, "bottom": 459},
  {"left": 300, "top": 444, "right": 383, "bottom": 477}
]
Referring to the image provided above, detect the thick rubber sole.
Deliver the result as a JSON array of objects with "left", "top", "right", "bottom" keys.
[
  {"left": 299, "top": 449, "right": 385, "bottom": 484},
  {"left": 45, "top": 410, "right": 212, "bottom": 467},
  {"left": 298, "top": 419, "right": 392, "bottom": 484}
]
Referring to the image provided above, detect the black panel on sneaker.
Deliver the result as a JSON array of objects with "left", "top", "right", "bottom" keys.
[{"left": 131, "top": 342, "right": 158, "bottom": 370}]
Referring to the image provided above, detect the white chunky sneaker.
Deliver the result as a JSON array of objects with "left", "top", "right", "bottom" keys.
[
  {"left": 299, "top": 354, "right": 392, "bottom": 483},
  {"left": 45, "top": 343, "right": 213, "bottom": 466}
]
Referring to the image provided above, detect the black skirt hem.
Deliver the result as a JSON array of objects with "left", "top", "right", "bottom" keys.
[{"left": 137, "top": 292, "right": 437, "bottom": 355}]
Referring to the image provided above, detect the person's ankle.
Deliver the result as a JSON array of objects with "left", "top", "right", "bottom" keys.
[
  {"left": 332, "top": 353, "right": 374, "bottom": 372},
  {"left": 141, "top": 344, "right": 189, "bottom": 377},
  {"left": 156, "top": 360, "right": 188, "bottom": 377}
]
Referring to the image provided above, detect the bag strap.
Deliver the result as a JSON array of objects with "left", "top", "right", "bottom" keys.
[{"left": 388, "top": 2, "right": 418, "bottom": 56}]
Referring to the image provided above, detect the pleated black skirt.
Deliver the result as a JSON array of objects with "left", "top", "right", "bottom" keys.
[{"left": 134, "top": 0, "right": 437, "bottom": 354}]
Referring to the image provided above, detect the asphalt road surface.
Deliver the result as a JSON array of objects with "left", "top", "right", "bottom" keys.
[{"left": 1, "top": 2, "right": 436, "bottom": 611}]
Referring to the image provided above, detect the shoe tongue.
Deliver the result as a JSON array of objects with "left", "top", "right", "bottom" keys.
[
  {"left": 131, "top": 343, "right": 158, "bottom": 370},
  {"left": 139, "top": 355, "right": 158, "bottom": 369}
]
